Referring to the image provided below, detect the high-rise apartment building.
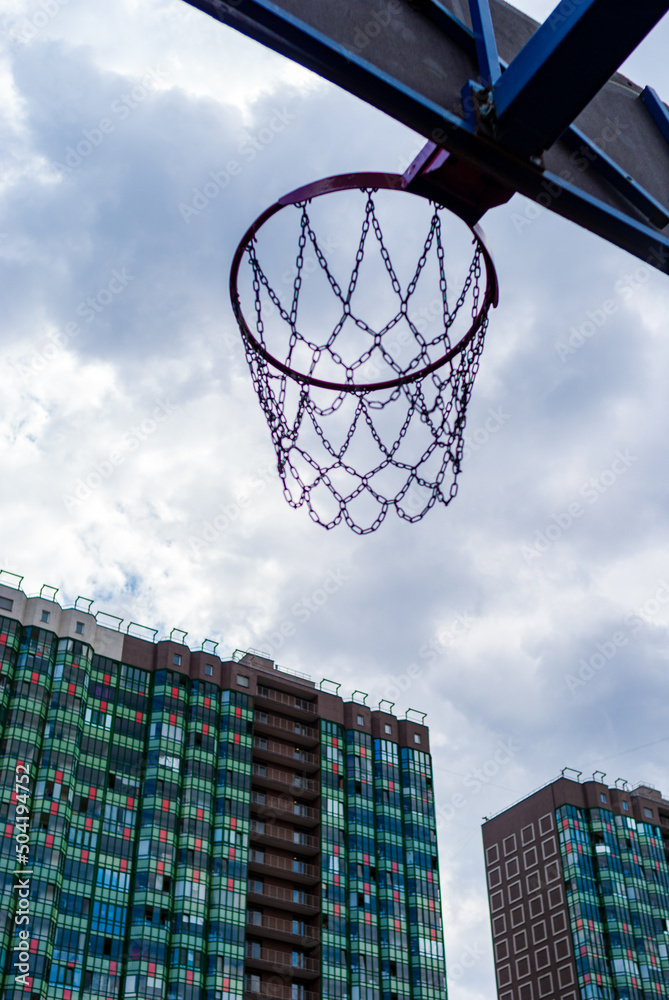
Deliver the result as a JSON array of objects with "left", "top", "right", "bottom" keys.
[
  {"left": 482, "top": 773, "right": 669, "bottom": 1000},
  {"left": 0, "top": 578, "right": 446, "bottom": 1000}
]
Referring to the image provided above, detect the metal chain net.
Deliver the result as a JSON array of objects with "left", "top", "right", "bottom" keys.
[{"left": 240, "top": 189, "right": 489, "bottom": 534}]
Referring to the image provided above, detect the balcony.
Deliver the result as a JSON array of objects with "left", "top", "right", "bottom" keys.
[
  {"left": 254, "top": 711, "right": 319, "bottom": 748},
  {"left": 245, "top": 988, "right": 319, "bottom": 1000},
  {"left": 245, "top": 946, "right": 319, "bottom": 979},
  {"left": 246, "top": 881, "right": 319, "bottom": 916},
  {"left": 253, "top": 737, "right": 319, "bottom": 774},
  {"left": 250, "top": 820, "right": 319, "bottom": 857},
  {"left": 255, "top": 686, "right": 317, "bottom": 720},
  {"left": 252, "top": 764, "right": 319, "bottom": 801},
  {"left": 246, "top": 913, "right": 320, "bottom": 948},
  {"left": 248, "top": 849, "right": 320, "bottom": 886},
  {"left": 251, "top": 791, "right": 319, "bottom": 829}
]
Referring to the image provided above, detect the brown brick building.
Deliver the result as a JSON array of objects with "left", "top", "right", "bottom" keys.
[{"left": 482, "top": 774, "right": 669, "bottom": 1000}]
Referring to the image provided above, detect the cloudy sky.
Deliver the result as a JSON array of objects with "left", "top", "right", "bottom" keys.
[{"left": 2, "top": 0, "right": 669, "bottom": 995}]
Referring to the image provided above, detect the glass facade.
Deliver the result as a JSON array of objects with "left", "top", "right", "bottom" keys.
[
  {"left": 0, "top": 613, "right": 446, "bottom": 1000},
  {"left": 557, "top": 803, "right": 669, "bottom": 1000},
  {"left": 318, "top": 726, "right": 446, "bottom": 1000}
]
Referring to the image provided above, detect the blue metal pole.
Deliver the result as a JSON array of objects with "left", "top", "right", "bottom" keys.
[
  {"left": 491, "top": 0, "right": 669, "bottom": 157},
  {"left": 468, "top": 0, "right": 501, "bottom": 86},
  {"left": 641, "top": 86, "right": 669, "bottom": 146}
]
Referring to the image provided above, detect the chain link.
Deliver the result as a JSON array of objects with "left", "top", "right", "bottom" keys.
[{"left": 240, "top": 189, "right": 493, "bottom": 534}]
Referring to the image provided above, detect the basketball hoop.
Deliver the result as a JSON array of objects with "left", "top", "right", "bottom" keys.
[{"left": 229, "top": 172, "right": 498, "bottom": 534}]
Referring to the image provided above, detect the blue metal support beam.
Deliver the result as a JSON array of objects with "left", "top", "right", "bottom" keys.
[
  {"left": 529, "top": 170, "right": 669, "bottom": 276},
  {"left": 641, "top": 86, "right": 669, "bottom": 146},
  {"left": 491, "top": 0, "right": 669, "bottom": 157},
  {"left": 183, "top": 0, "right": 669, "bottom": 275},
  {"left": 562, "top": 125, "right": 669, "bottom": 229},
  {"left": 468, "top": 0, "right": 501, "bottom": 86}
]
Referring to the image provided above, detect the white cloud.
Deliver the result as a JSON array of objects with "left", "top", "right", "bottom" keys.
[{"left": 2, "top": 2, "right": 669, "bottom": 997}]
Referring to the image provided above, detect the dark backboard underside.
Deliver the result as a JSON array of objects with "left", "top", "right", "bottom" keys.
[{"left": 185, "top": 0, "right": 669, "bottom": 265}]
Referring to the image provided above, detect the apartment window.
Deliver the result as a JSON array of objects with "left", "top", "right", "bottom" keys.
[
  {"left": 384, "top": 723, "right": 392, "bottom": 735},
  {"left": 41, "top": 610, "right": 50, "bottom": 623},
  {"left": 173, "top": 654, "right": 182, "bottom": 666},
  {"left": 249, "top": 941, "right": 262, "bottom": 959},
  {"left": 205, "top": 664, "right": 213, "bottom": 676},
  {"left": 237, "top": 675, "right": 250, "bottom": 688},
  {"left": 249, "top": 976, "right": 261, "bottom": 993},
  {"left": 414, "top": 733, "right": 422, "bottom": 745},
  {"left": 622, "top": 801, "right": 628, "bottom": 810},
  {"left": 644, "top": 807, "right": 653, "bottom": 819},
  {"left": 356, "top": 714, "right": 364, "bottom": 726},
  {"left": 600, "top": 793, "right": 606, "bottom": 803},
  {"left": 75, "top": 622, "right": 84, "bottom": 634},
  {"left": 248, "top": 909, "right": 262, "bottom": 925}
]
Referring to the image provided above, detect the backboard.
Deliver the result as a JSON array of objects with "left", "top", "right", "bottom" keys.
[{"left": 183, "top": 0, "right": 669, "bottom": 273}]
